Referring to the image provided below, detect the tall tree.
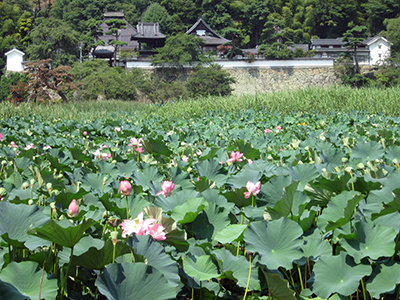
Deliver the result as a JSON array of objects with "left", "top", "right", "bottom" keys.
[
  {"left": 26, "top": 17, "right": 80, "bottom": 66},
  {"left": 342, "top": 25, "right": 368, "bottom": 74},
  {"left": 382, "top": 17, "right": 400, "bottom": 54},
  {"left": 105, "top": 18, "right": 128, "bottom": 67},
  {"left": 141, "top": 3, "right": 171, "bottom": 33}
]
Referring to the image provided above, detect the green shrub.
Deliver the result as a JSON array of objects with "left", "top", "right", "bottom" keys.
[
  {"left": 70, "top": 60, "right": 144, "bottom": 101},
  {"left": 138, "top": 75, "right": 188, "bottom": 104},
  {"left": 0, "top": 72, "right": 28, "bottom": 102},
  {"left": 186, "top": 64, "right": 235, "bottom": 98}
]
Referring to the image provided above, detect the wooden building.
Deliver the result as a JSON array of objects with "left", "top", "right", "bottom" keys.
[
  {"left": 131, "top": 23, "right": 167, "bottom": 57},
  {"left": 186, "top": 17, "right": 230, "bottom": 52}
]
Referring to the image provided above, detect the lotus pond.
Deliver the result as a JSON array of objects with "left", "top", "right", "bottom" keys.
[{"left": 0, "top": 109, "right": 399, "bottom": 300}]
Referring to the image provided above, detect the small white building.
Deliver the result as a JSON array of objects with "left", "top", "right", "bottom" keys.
[
  {"left": 364, "top": 36, "right": 392, "bottom": 65},
  {"left": 5, "top": 48, "right": 25, "bottom": 72}
]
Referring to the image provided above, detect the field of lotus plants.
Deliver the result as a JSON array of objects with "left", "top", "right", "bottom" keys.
[{"left": 0, "top": 109, "right": 399, "bottom": 300}]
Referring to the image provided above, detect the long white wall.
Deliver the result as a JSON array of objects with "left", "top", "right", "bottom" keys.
[{"left": 125, "top": 59, "right": 334, "bottom": 69}]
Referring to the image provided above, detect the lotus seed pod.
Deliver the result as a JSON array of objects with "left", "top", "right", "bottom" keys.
[
  {"left": 0, "top": 187, "right": 7, "bottom": 196},
  {"left": 1, "top": 160, "right": 7, "bottom": 165},
  {"left": 110, "top": 231, "right": 119, "bottom": 240},
  {"left": 393, "top": 158, "right": 398, "bottom": 164},
  {"left": 341, "top": 157, "right": 348, "bottom": 163},
  {"left": 50, "top": 202, "right": 56, "bottom": 209},
  {"left": 345, "top": 166, "right": 353, "bottom": 173},
  {"left": 46, "top": 183, "right": 52, "bottom": 189},
  {"left": 22, "top": 182, "right": 29, "bottom": 189},
  {"left": 357, "top": 163, "right": 365, "bottom": 169},
  {"left": 30, "top": 179, "right": 35, "bottom": 185},
  {"left": 28, "top": 199, "right": 34, "bottom": 205}
]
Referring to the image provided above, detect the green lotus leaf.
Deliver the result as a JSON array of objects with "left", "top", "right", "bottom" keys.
[
  {"left": 223, "top": 187, "right": 252, "bottom": 207},
  {"left": 29, "top": 218, "right": 95, "bottom": 248},
  {"left": 341, "top": 219, "right": 397, "bottom": 263},
  {"left": 317, "top": 191, "right": 364, "bottom": 232},
  {"left": 351, "top": 141, "right": 384, "bottom": 161},
  {"left": 319, "top": 149, "right": 344, "bottom": 172},
  {"left": 183, "top": 255, "right": 220, "bottom": 281},
  {"left": 171, "top": 197, "right": 208, "bottom": 224},
  {"left": 80, "top": 173, "right": 112, "bottom": 194},
  {"left": 235, "top": 139, "right": 261, "bottom": 159},
  {"left": 287, "top": 164, "right": 319, "bottom": 190},
  {"left": 155, "top": 189, "right": 200, "bottom": 213},
  {"left": 312, "top": 252, "right": 372, "bottom": 298},
  {"left": 214, "top": 224, "right": 248, "bottom": 244},
  {"left": 227, "top": 168, "right": 261, "bottom": 189},
  {"left": 127, "top": 234, "right": 180, "bottom": 288},
  {"left": 385, "top": 145, "right": 400, "bottom": 162},
  {"left": 244, "top": 218, "right": 303, "bottom": 270},
  {"left": 0, "top": 261, "right": 58, "bottom": 300},
  {"left": 214, "top": 248, "right": 259, "bottom": 290},
  {"left": 301, "top": 230, "right": 331, "bottom": 262},
  {"left": 192, "top": 202, "right": 231, "bottom": 240},
  {"left": 71, "top": 238, "right": 130, "bottom": 270},
  {"left": 133, "top": 166, "right": 163, "bottom": 191},
  {"left": 259, "top": 175, "right": 291, "bottom": 206},
  {"left": 259, "top": 267, "right": 297, "bottom": 300},
  {"left": 366, "top": 263, "right": 400, "bottom": 299},
  {"left": 116, "top": 160, "right": 139, "bottom": 178},
  {"left": 95, "top": 263, "right": 176, "bottom": 300},
  {"left": 0, "top": 202, "right": 50, "bottom": 246},
  {"left": 143, "top": 138, "right": 172, "bottom": 157},
  {"left": 196, "top": 159, "right": 228, "bottom": 187}
]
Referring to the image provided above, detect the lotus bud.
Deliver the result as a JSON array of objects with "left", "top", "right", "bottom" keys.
[
  {"left": 22, "top": 182, "right": 29, "bottom": 189},
  {"left": 110, "top": 231, "right": 119, "bottom": 246},
  {"left": 28, "top": 199, "right": 34, "bottom": 205},
  {"left": 68, "top": 199, "right": 79, "bottom": 217},
  {"left": 103, "top": 177, "right": 108, "bottom": 185},
  {"left": 103, "top": 210, "right": 110, "bottom": 219},
  {"left": 0, "top": 187, "right": 7, "bottom": 197},
  {"left": 345, "top": 166, "right": 353, "bottom": 173},
  {"left": 341, "top": 157, "right": 348, "bottom": 163},
  {"left": 357, "top": 163, "right": 365, "bottom": 170},
  {"left": 120, "top": 180, "right": 132, "bottom": 196},
  {"left": 30, "top": 179, "right": 35, "bottom": 186}
]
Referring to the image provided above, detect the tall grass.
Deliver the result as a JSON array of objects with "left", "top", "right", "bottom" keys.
[{"left": 1, "top": 86, "right": 399, "bottom": 121}]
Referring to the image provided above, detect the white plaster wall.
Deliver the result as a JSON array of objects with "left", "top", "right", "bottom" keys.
[
  {"left": 126, "top": 59, "right": 334, "bottom": 69},
  {"left": 369, "top": 40, "right": 391, "bottom": 65},
  {"left": 6, "top": 51, "right": 24, "bottom": 72}
]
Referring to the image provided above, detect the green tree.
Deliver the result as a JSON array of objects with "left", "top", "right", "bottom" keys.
[
  {"left": 342, "top": 25, "right": 368, "bottom": 74},
  {"left": 152, "top": 33, "right": 207, "bottom": 81},
  {"left": 141, "top": 3, "right": 171, "bottom": 33},
  {"left": 26, "top": 17, "right": 80, "bottom": 66},
  {"left": 364, "top": 0, "right": 400, "bottom": 34},
  {"left": 186, "top": 63, "right": 235, "bottom": 98},
  {"left": 381, "top": 17, "right": 400, "bottom": 53},
  {"left": 70, "top": 59, "right": 143, "bottom": 101},
  {"left": 105, "top": 18, "right": 128, "bottom": 67},
  {"left": 241, "top": 1, "right": 270, "bottom": 47}
]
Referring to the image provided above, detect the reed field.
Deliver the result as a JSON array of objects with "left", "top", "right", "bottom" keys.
[{"left": 1, "top": 85, "right": 400, "bottom": 121}]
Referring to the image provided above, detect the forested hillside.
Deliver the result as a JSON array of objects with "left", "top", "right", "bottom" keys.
[{"left": 1, "top": 0, "right": 400, "bottom": 72}]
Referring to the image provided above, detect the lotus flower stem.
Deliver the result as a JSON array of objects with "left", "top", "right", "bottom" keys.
[
  {"left": 360, "top": 278, "right": 367, "bottom": 300},
  {"left": 112, "top": 243, "right": 116, "bottom": 263},
  {"left": 125, "top": 196, "right": 129, "bottom": 219},
  {"left": 60, "top": 246, "right": 74, "bottom": 300},
  {"left": 297, "top": 262, "right": 304, "bottom": 291},
  {"left": 242, "top": 254, "right": 252, "bottom": 300}
]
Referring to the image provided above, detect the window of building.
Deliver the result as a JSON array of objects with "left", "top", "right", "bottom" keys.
[{"left": 378, "top": 44, "right": 382, "bottom": 49}]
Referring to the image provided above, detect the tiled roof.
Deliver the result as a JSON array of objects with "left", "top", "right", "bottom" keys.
[
  {"left": 131, "top": 23, "right": 166, "bottom": 39},
  {"left": 98, "top": 18, "right": 139, "bottom": 50},
  {"left": 186, "top": 17, "right": 230, "bottom": 45}
]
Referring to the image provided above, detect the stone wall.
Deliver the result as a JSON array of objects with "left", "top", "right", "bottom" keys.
[{"left": 225, "top": 67, "right": 339, "bottom": 95}]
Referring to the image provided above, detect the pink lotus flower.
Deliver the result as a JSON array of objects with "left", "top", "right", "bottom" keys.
[
  {"left": 68, "top": 199, "right": 79, "bottom": 217},
  {"left": 93, "top": 149, "right": 111, "bottom": 161},
  {"left": 0, "top": 133, "right": 3, "bottom": 141},
  {"left": 10, "top": 141, "right": 18, "bottom": 148},
  {"left": 147, "top": 223, "right": 167, "bottom": 241},
  {"left": 276, "top": 126, "right": 281, "bottom": 130},
  {"left": 120, "top": 180, "right": 132, "bottom": 196},
  {"left": 227, "top": 151, "right": 244, "bottom": 163},
  {"left": 120, "top": 212, "right": 166, "bottom": 240},
  {"left": 114, "top": 127, "right": 122, "bottom": 132},
  {"left": 128, "top": 137, "right": 143, "bottom": 147},
  {"left": 156, "top": 181, "right": 175, "bottom": 197},
  {"left": 264, "top": 128, "right": 271, "bottom": 133},
  {"left": 135, "top": 147, "right": 144, "bottom": 153},
  {"left": 248, "top": 159, "right": 253, "bottom": 165},
  {"left": 23, "top": 144, "right": 34, "bottom": 150},
  {"left": 83, "top": 131, "right": 87, "bottom": 136},
  {"left": 179, "top": 128, "right": 183, "bottom": 133},
  {"left": 182, "top": 155, "right": 189, "bottom": 162},
  {"left": 244, "top": 181, "right": 261, "bottom": 199}
]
